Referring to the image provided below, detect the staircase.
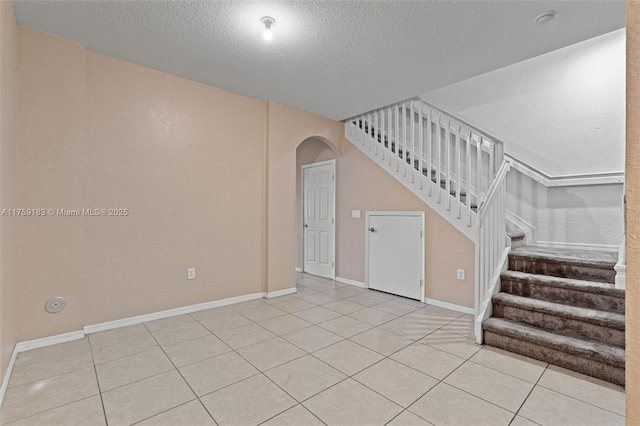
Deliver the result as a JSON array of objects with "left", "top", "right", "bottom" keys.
[
  {"left": 483, "top": 246, "right": 625, "bottom": 386},
  {"left": 345, "top": 98, "right": 625, "bottom": 386}
]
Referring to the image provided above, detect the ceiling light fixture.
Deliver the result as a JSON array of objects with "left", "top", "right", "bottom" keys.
[
  {"left": 261, "top": 16, "right": 275, "bottom": 41},
  {"left": 535, "top": 11, "right": 556, "bottom": 26}
]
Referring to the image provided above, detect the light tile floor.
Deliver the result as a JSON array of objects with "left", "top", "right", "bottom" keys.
[{"left": 0, "top": 273, "right": 625, "bottom": 426}]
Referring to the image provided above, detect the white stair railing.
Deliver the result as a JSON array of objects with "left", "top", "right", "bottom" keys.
[
  {"left": 348, "top": 99, "right": 503, "bottom": 225},
  {"left": 475, "top": 159, "right": 512, "bottom": 344},
  {"left": 346, "top": 98, "right": 510, "bottom": 343}
]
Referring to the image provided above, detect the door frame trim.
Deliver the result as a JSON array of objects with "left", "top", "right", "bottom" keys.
[
  {"left": 365, "top": 211, "right": 425, "bottom": 303},
  {"left": 301, "top": 159, "right": 336, "bottom": 279}
]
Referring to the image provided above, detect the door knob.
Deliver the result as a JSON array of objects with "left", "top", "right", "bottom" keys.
[
  {"left": 369, "top": 227, "right": 377, "bottom": 233},
  {"left": 304, "top": 224, "right": 308, "bottom": 228}
]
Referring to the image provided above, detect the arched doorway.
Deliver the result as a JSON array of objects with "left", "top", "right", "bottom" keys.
[{"left": 296, "top": 137, "right": 341, "bottom": 278}]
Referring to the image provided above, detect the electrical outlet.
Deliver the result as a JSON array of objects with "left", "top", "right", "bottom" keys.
[
  {"left": 457, "top": 269, "right": 465, "bottom": 280},
  {"left": 187, "top": 267, "right": 196, "bottom": 280}
]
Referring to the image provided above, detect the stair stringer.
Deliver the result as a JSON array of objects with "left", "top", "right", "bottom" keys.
[{"left": 345, "top": 121, "right": 479, "bottom": 243}]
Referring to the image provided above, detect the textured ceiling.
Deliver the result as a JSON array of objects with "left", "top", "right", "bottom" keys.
[{"left": 14, "top": 1, "right": 625, "bottom": 121}]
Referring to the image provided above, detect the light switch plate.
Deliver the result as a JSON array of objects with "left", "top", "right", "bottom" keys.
[{"left": 351, "top": 210, "right": 361, "bottom": 219}]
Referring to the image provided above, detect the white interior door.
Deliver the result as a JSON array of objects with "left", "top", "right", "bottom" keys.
[
  {"left": 367, "top": 212, "right": 424, "bottom": 300},
  {"left": 303, "top": 161, "right": 335, "bottom": 278}
]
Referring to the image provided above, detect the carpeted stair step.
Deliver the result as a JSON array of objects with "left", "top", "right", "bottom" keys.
[
  {"left": 483, "top": 317, "right": 625, "bottom": 386},
  {"left": 507, "top": 230, "right": 525, "bottom": 248},
  {"left": 500, "top": 270, "right": 625, "bottom": 313},
  {"left": 492, "top": 293, "right": 624, "bottom": 347},
  {"left": 509, "top": 246, "right": 617, "bottom": 283}
]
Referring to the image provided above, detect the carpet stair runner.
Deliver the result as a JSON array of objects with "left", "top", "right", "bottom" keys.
[{"left": 483, "top": 246, "right": 625, "bottom": 386}]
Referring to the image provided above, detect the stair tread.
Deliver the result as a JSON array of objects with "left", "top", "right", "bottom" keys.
[
  {"left": 501, "top": 270, "right": 623, "bottom": 297},
  {"left": 492, "top": 292, "right": 625, "bottom": 329},
  {"left": 510, "top": 246, "right": 617, "bottom": 268},
  {"left": 483, "top": 317, "right": 624, "bottom": 367},
  {"left": 507, "top": 231, "right": 525, "bottom": 239}
]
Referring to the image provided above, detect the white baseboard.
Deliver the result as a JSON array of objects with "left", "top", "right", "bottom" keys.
[
  {"left": 84, "top": 292, "right": 265, "bottom": 335},
  {"left": 1, "top": 331, "right": 85, "bottom": 409},
  {"left": 265, "top": 287, "right": 297, "bottom": 299},
  {"left": 533, "top": 240, "right": 618, "bottom": 252},
  {"left": 0, "top": 290, "right": 275, "bottom": 410},
  {"left": 15, "top": 330, "right": 86, "bottom": 353},
  {"left": 294, "top": 267, "right": 302, "bottom": 272},
  {"left": 335, "top": 276, "right": 367, "bottom": 288},
  {"left": 12, "top": 291, "right": 267, "bottom": 354},
  {"left": 0, "top": 345, "right": 18, "bottom": 408},
  {"left": 424, "top": 298, "right": 474, "bottom": 315}
]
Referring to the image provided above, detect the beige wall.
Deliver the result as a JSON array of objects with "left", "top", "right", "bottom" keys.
[
  {"left": 13, "top": 27, "right": 347, "bottom": 340},
  {"left": 16, "top": 27, "right": 267, "bottom": 340},
  {"left": 293, "top": 137, "right": 476, "bottom": 308},
  {"left": 266, "top": 102, "right": 343, "bottom": 293},
  {"left": 0, "top": 0, "right": 17, "bottom": 382},
  {"left": 336, "top": 140, "right": 475, "bottom": 307},
  {"left": 626, "top": 2, "right": 640, "bottom": 422}
]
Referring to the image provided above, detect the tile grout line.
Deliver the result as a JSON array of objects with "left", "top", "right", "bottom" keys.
[
  {"left": 192, "top": 311, "right": 325, "bottom": 425},
  {"left": 428, "top": 349, "right": 551, "bottom": 422},
  {"left": 368, "top": 322, "right": 481, "bottom": 424},
  {"left": 2, "top": 362, "right": 96, "bottom": 391},
  {"left": 266, "top": 291, "right": 440, "bottom": 420},
  {"left": 287, "top": 317, "right": 456, "bottom": 423},
  {"left": 0, "top": 353, "right": 102, "bottom": 424},
  {"left": 461, "top": 349, "right": 625, "bottom": 417},
  {"left": 86, "top": 336, "right": 110, "bottom": 425},
  {"left": 510, "top": 363, "right": 548, "bottom": 425},
  {"left": 0, "top": 394, "right": 102, "bottom": 426},
  {"left": 138, "top": 321, "right": 218, "bottom": 426},
  {"left": 526, "top": 381, "right": 626, "bottom": 419},
  {"left": 127, "top": 400, "right": 204, "bottom": 426},
  {"left": 223, "top": 287, "right": 420, "bottom": 423},
  {"left": 84, "top": 302, "right": 454, "bottom": 423},
  {"left": 463, "top": 355, "right": 546, "bottom": 385},
  {"left": 387, "top": 319, "right": 527, "bottom": 424},
  {"left": 168, "top": 301, "right": 329, "bottom": 423},
  {"left": 93, "top": 326, "right": 205, "bottom": 413}
]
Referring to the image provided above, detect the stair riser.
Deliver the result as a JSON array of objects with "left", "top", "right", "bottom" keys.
[
  {"left": 509, "top": 236, "right": 525, "bottom": 249},
  {"left": 493, "top": 303, "right": 625, "bottom": 348},
  {"left": 483, "top": 330, "right": 625, "bottom": 386},
  {"left": 509, "top": 256, "right": 615, "bottom": 284},
  {"left": 500, "top": 278, "right": 625, "bottom": 314}
]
